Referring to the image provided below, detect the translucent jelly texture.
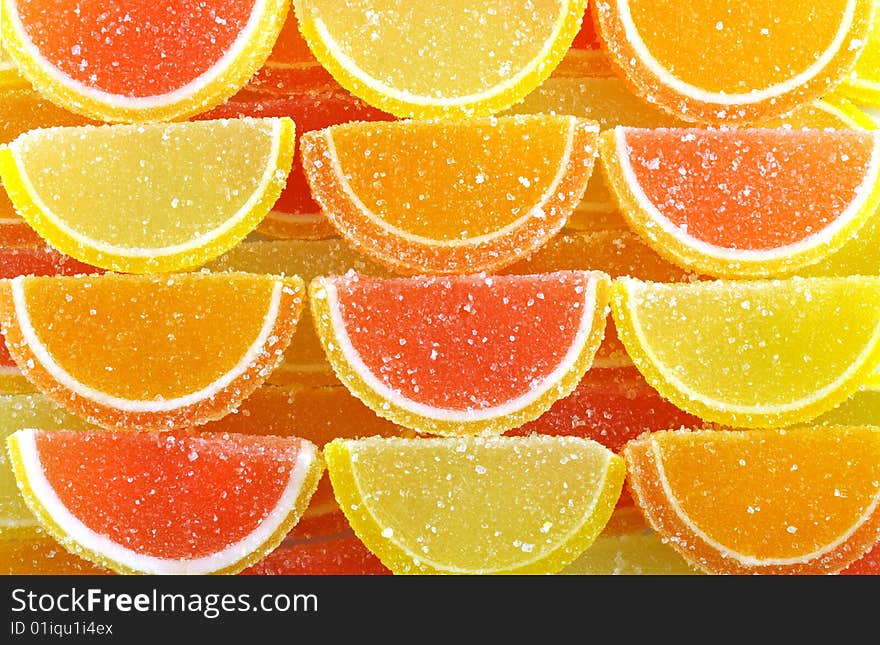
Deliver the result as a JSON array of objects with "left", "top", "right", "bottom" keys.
[
  {"left": 0, "top": 272, "right": 303, "bottom": 430},
  {"left": 302, "top": 115, "right": 599, "bottom": 274},
  {"left": 294, "top": 0, "right": 586, "bottom": 118},
  {"left": 0, "top": 118, "right": 295, "bottom": 272},
  {"left": 606, "top": 128, "right": 879, "bottom": 252},
  {"left": 624, "top": 427, "right": 880, "bottom": 574},
  {"left": 311, "top": 271, "right": 610, "bottom": 436},
  {"left": 9, "top": 428, "right": 321, "bottom": 574},
  {"left": 593, "top": 0, "right": 874, "bottom": 124},
  {"left": 325, "top": 435, "right": 625, "bottom": 574},
  {"left": 612, "top": 276, "right": 880, "bottom": 428}
]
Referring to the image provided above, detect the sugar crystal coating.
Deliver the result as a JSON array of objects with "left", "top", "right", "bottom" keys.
[
  {"left": 0, "top": 118, "right": 296, "bottom": 273},
  {"left": 1, "top": 0, "right": 291, "bottom": 122},
  {"left": 593, "top": 0, "right": 875, "bottom": 124},
  {"left": 325, "top": 434, "right": 625, "bottom": 574},
  {"left": 294, "top": 0, "right": 588, "bottom": 118},
  {"left": 311, "top": 270, "right": 611, "bottom": 436},
  {"left": 623, "top": 427, "right": 880, "bottom": 574},
  {"left": 7, "top": 428, "right": 324, "bottom": 574},
  {"left": 209, "top": 239, "right": 389, "bottom": 387},
  {"left": 612, "top": 276, "right": 880, "bottom": 428},
  {"left": 0, "top": 272, "right": 304, "bottom": 431},
  {"left": 302, "top": 115, "right": 599, "bottom": 275},
  {"left": 602, "top": 127, "right": 880, "bottom": 278}
]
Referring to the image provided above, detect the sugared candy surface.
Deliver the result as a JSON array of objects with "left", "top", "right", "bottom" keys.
[
  {"left": 310, "top": 271, "right": 611, "bottom": 436},
  {"left": 1, "top": 0, "right": 879, "bottom": 578},
  {"left": 0, "top": 272, "right": 304, "bottom": 430},
  {"left": 6, "top": 428, "right": 323, "bottom": 574},
  {"left": 623, "top": 427, "right": 880, "bottom": 575},
  {"left": 325, "top": 435, "right": 625, "bottom": 574}
]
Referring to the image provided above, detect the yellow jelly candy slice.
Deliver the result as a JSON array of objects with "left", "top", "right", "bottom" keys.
[
  {"left": 815, "top": 387, "right": 880, "bottom": 426},
  {"left": 0, "top": 118, "right": 296, "bottom": 273},
  {"left": 325, "top": 435, "right": 625, "bottom": 574},
  {"left": 0, "top": 46, "right": 24, "bottom": 89},
  {"left": 0, "top": 86, "right": 91, "bottom": 245},
  {"left": 838, "top": 9, "right": 880, "bottom": 105},
  {"left": 293, "top": 0, "right": 587, "bottom": 119},
  {"left": 612, "top": 276, "right": 880, "bottom": 428}
]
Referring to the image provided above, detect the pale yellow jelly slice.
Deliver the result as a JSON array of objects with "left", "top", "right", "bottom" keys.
[
  {"left": 838, "top": 10, "right": 880, "bottom": 105},
  {"left": 816, "top": 388, "right": 880, "bottom": 426},
  {"left": 0, "top": 118, "right": 295, "bottom": 273},
  {"left": 612, "top": 276, "right": 880, "bottom": 428},
  {"left": 0, "top": 44, "right": 26, "bottom": 88},
  {"left": 293, "top": 0, "right": 586, "bottom": 118},
  {"left": 325, "top": 435, "right": 625, "bottom": 574},
  {"left": 506, "top": 76, "right": 685, "bottom": 130}
]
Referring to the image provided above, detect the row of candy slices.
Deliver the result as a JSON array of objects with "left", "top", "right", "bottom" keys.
[
  {"left": 6, "top": 7, "right": 876, "bottom": 245},
  {"left": 0, "top": 368, "right": 706, "bottom": 573},
  {"left": 2, "top": 112, "right": 880, "bottom": 279},
  {"left": 1, "top": 423, "right": 879, "bottom": 576},
  {"left": 244, "top": 0, "right": 880, "bottom": 113},
  {"left": 2, "top": 0, "right": 879, "bottom": 124},
  {"left": 1, "top": 270, "right": 879, "bottom": 435}
]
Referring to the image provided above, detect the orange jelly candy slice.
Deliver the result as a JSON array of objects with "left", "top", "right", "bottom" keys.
[
  {"left": 0, "top": 246, "right": 100, "bottom": 394},
  {"left": 624, "top": 426, "right": 880, "bottom": 574},
  {"left": 0, "top": 86, "right": 91, "bottom": 247},
  {"left": 592, "top": 0, "right": 875, "bottom": 125},
  {"left": 0, "top": 272, "right": 304, "bottom": 431},
  {"left": 301, "top": 115, "right": 599, "bottom": 275}
]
